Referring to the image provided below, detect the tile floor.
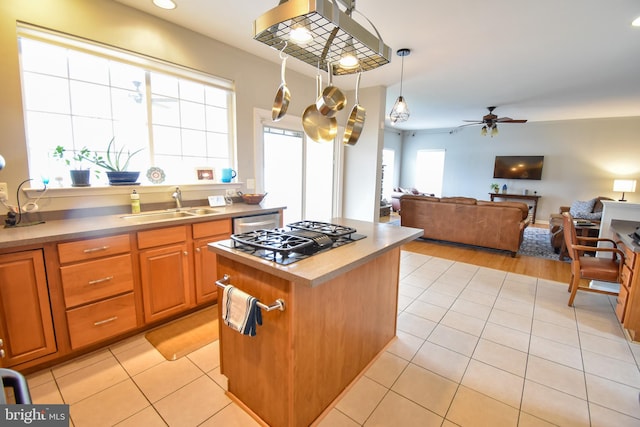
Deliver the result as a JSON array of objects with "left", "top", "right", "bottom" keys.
[{"left": 26, "top": 251, "right": 640, "bottom": 426}]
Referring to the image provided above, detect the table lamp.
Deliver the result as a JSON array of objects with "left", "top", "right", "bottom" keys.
[{"left": 613, "top": 179, "right": 637, "bottom": 202}]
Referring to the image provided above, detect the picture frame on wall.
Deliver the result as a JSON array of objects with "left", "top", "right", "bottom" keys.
[{"left": 196, "top": 167, "right": 214, "bottom": 181}]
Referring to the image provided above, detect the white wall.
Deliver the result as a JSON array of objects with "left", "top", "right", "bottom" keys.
[{"left": 394, "top": 116, "right": 640, "bottom": 223}]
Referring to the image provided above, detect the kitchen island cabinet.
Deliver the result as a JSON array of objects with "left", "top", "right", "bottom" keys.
[
  {"left": 0, "top": 249, "right": 56, "bottom": 367},
  {"left": 209, "top": 219, "right": 422, "bottom": 427}
]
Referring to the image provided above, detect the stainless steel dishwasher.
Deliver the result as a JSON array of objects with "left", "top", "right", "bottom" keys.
[{"left": 232, "top": 212, "right": 281, "bottom": 234}]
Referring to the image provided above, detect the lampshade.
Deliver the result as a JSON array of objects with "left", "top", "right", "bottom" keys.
[{"left": 613, "top": 179, "right": 636, "bottom": 202}]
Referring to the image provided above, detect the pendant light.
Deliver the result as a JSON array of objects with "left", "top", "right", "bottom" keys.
[{"left": 389, "top": 48, "right": 410, "bottom": 125}]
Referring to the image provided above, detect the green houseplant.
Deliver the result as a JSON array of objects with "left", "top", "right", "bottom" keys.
[
  {"left": 52, "top": 145, "right": 98, "bottom": 187},
  {"left": 490, "top": 183, "right": 500, "bottom": 193},
  {"left": 83, "top": 138, "right": 144, "bottom": 185}
]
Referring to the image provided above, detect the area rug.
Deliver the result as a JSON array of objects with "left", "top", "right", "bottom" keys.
[
  {"left": 518, "top": 227, "right": 561, "bottom": 260},
  {"left": 145, "top": 305, "right": 218, "bottom": 361}
]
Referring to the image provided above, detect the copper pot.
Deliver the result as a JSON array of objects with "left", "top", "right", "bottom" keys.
[
  {"left": 302, "top": 71, "right": 337, "bottom": 143},
  {"left": 315, "top": 62, "right": 346, "bottom": 118}
]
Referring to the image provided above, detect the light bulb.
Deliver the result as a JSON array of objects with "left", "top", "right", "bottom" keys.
[
  {"left": 481, "top": 126, "right": 488, "bottom": 136},
  {"left": 153, "top": 0, "right": 176, "bottom": 10},
  {"left": 339, "top": 38, "right": 359, "bottom": 69},
  {"left": 491, "top": 125, "right": 499, "bottom": 137},
  {"left": 290, "top": 17, "right": 313, "bottom": 44}
]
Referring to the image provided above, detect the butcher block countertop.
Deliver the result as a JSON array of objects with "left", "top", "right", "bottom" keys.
[
  {"left": 0, "top": 203, "right": 284, "bottom": 250},
  {"left": 208, "top": 218, "right": 423, "bottom": 287}
]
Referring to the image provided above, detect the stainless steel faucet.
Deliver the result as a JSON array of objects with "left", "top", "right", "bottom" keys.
[{"left": 172, "top": 187, "right": 182, "bottom": 209}]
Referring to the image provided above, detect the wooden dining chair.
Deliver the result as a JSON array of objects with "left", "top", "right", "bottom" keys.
[{"left": 563, "top": 212, "right": 625, "bottom": 306}]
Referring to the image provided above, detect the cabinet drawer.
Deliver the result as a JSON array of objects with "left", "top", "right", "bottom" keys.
[
  {"left": 616, "top": 283, "right": 629, "bottom": 322},
  {"left": 621, "top": 243, "right": 635, "bottom": 269},
  {"left": 137, "top": 226, "right": 187, "bottom": 249},
  {"left": 58, "top": 234, "right": 130, "bottom": 263},
  {"left": 60, "top": 254, "right": 134, "bottom": 308},
  {"left": 193, "top": 219, "right": 232, "bottom": 239},
  {"left": 622, "top": 264, "right": 633, "bottom": 288},
  {"left": 66, "top": 293, "right": 137, "bottom": 349}
]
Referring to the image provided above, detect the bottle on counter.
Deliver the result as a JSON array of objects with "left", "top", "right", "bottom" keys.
[{"left": 131, "top": 189, "right": 140, "bottom": 214}]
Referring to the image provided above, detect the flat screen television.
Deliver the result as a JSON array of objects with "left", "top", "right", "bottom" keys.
[{"left": 493, "top": 155, "right": 544, "bottom": 180}]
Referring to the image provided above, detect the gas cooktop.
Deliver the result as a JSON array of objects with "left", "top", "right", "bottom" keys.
[{"left": 228, "top": 221, "right": 365, "bottom": 265}]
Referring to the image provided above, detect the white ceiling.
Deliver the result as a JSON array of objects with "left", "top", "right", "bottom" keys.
[{"left": 115, "top": 0, "right": 640, "bottom": 131}]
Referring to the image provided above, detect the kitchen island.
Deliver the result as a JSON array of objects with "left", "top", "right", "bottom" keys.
[{"left": 208, "top": 219, "right": 422, "bottom": 427}]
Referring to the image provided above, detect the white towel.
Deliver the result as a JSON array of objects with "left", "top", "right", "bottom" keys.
[{"left": 222, "top": 285, "right": 262, "bottom": 336}]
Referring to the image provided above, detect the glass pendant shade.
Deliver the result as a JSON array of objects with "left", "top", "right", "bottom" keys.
[
  {"left": 480, "top": 126, "right": 488, "bottom": 136},
  {"left": 491, "top": 125, "right": 499, "bottom": 137}
]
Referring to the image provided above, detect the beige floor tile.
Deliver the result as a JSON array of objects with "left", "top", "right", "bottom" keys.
[
  {"left": 582, "top": 349, "right": 640, "bottom": 387},
  {"left": 401, "top": 272, "right": 433, "bottom": 289},
  {"left": 365, "top": 391, "right": 442, "bottom": 426},
  {"left": 397, "top": 294, "right": 414, "bottom": 313},
  {"left": 488, "top": 308, "right": 532, "bottom": 334},
  {"left": 391, "top": 363, "right": 457, "bottom": 417},
  {"left": 521, "top": 380, "right": 590, "bottom": 426},
  {"left": 108, "top": 332, "right": 148, "bottom": 355},
  {"left": 493, "top": 296, "right": 534, "bottom": 317},
  {"left": 196, "top": 402, "right": 261, "bottom": 427},
  {"left": 55, "top": 355, "right": 130, "bottom": 404},
  {"left": 112, "top": 338, "right": 165, "bottom": 376},
  {"left": 579, "top": 330, "right": 637, "bottom": 364},
  {"left": 396, "top": 312, "right": 437, "bottom": 339},
  {"left": 412, "top": 341, "right": 470, "bottom": 382},
  {"left": 114, "top": 406, "right": 167, "bottom": 427},
  {"left": 472, "top": 338, "right": 527, "bottom": 377},
  {"left": 317, "top": 409, "right": 360, "bottom": 427},
  {"left": 29, "top": 378, "right": 65, "bottom": 404},
  {"left": 399, "top": 281, "right": 428, "bottom": 299},
  {"left": 533, "top": 306, "right": 577, "bottom": 330},
  {"left": 335, "top": 375, "right": 387, "bottom": 424},
  {"left": 465, "top": 279, "right": 503, "bottom": 297},
  {"left": 427, "top": 324, "right": 478, "bottom": 357},
  {"left": 428, "top": 279, "right": 465, "bottom": 298},
  {"left": 576, "top": 311, "right": 626, "bottom": 340},
  {"left": 187, "top": 340, "right": 220, "bottom": 373},
  {"left": 207, "top": 367, "right": 228, "bottom": 391},
  {"left": 386, "top": 330, "right": 425, "bottom": 361},
  {"left": 525, "top": 355, "right": 586, "bottom": 399},
  {"left": 457, "top": 287, "right": 497, "bottom": 307},
  {"left": 69, "top": 379, "right": 149, "bottom": 427},
  {"left": 133, "top": 357, "right": 203, "bottom": 403},
  {"left": 52, "top": 348, "right": 113, "bottom": 379},
  {"left": 480, "top": 322, "right": 530, "bottom": 353},
  {"left": 25, "top": 369, "right": 55, "bottom": 388},
  {"left": 531, "top": 318, "right": 579, "bottom": 347},
  {"left": 154, "top": 375, "right": 230, "bottom": 426},
  {"left": 418, "top": 288, "right": 456, "bottom": 309},
  {"left": 440, "top": 309, "right": 486, "bottom": 336},
  {"left": 528, "top": 335, "right": 583, "bottom": 369},
  {"left": 364, "top": 350, "right": 408, "bottom": 388},
  {"left": 585, "top": 373, "right": 640, "bottom": 419},
  {"left": 517, "top": 411, "right": 558, "bottom": 426},
  {"left": 461, "top": 359, "right": 524, "bottom": 408},
  {"left": 446, "top": 385, "right": 519, "bottom": 427},
  {"left": 404, "top": 299, "right": 448, "bottom": 323},
  {"left": 589, "top": 402, "right": 640, "bottom": 427}
]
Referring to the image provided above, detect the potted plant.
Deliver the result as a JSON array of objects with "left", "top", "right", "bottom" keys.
[
  {"left": 490, "top": 183, "right": 500, "bottom": 193},
  {"left": 83, "top": 138, "right": 144, "bottom": 185},
  {"left": 52, "top": 145, "right": 98, "bottom": 187}
]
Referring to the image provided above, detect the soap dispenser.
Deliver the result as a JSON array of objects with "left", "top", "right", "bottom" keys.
[{"left": 131, "top": 190, "right": 140, "bottom": 214}]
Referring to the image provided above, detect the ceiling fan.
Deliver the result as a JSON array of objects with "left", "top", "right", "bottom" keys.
[
  {"left": 458, "top": 106, "right": 527, "bottom": 136},
  {"left": 129, "top": 81, "right": 176, "bottom": 107}
]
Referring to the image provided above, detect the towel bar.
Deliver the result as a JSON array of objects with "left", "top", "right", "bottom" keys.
[{"left": 215, "top": 274, "right": 285, "bottom": 312}]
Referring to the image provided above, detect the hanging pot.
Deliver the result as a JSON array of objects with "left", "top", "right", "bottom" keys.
[
  {"left": 315, "top": 62, "right": 346, "bottom": 117},
  {"left": 302, "top": 71, "right": 337, "bottom": 143},
  {"left": 343, "top": 71, "right": 366, "bottom": 146},
  {"left": 272, "top": 55, "right": 291, "bottom": 121}
]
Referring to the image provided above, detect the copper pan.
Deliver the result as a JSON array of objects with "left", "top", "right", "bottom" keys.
[
  {"left": 315, "top": 62, "right": 346, "bottom": 117},
  {"left": 302, "top": 71, "right": 337, "bottom": 143},
  {"left": 272, "top": 54, "right": 290, "bottom": 121},
  {"left": 343, "top": 71, "right": 366, "bottom": 146}
]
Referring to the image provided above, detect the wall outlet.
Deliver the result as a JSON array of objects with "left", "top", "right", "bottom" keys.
[{"left": 0, "top": 182, "right": 8, "bottom": 202}]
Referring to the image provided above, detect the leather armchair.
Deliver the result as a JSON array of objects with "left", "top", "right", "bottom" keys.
[{"left": 549, "top": 196, "right": 612, "bottom": 252}]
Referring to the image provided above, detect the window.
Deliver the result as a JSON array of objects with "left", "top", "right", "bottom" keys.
[
  {"left": 416, "top": 149, "right": 445, "bottom": 196},
  {"left": 18, "top": 27, "right": 235, "bottom": 186}
]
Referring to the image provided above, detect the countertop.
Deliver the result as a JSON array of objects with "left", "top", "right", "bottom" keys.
[
  {"left": 0, "top": 203, "right": 285, "bottom": 250},
  {"left": 208, "top": 218, "right": 423, "bottom": 287},
  {"left": 610, "top": 219, "right": 640, "bottom": 253}
]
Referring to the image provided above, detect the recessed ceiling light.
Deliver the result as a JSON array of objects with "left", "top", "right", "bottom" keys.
[{"left": 153, "top": 0, "right": 176, "bottom": 10}]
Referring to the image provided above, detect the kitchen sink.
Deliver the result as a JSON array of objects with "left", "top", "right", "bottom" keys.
[
  {"left": 186, "top": 208, "right": 218, "bottom": 215},
  {"left": 121, "top": 210, "right": 196, "bottom": 223}
]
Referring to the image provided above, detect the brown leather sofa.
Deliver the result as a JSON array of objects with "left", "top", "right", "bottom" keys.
[
  {"left": 400, "top": 195, "right": 530, "bottom": 256},
  {"left": 391, "top": 188, "right": 435, "bottom": 212}
]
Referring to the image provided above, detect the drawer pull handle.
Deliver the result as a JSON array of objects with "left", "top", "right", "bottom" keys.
[
  {"left": 94, "top": 316, "right": 118, "bottom": 326},
  {"left": 0, "top": 349, "right": 4, "bottom": 358},
  {"left": 88, "top": 276, "right": 114, "bottom": 285},
  {"left": 83, "top": 246, "right": 109, "bottom": 253}
]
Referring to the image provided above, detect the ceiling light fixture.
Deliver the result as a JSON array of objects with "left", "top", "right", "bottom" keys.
[
  {"left": 152, "top": 0, "right": 177, "bottom": 10},
  {"left": 338, "top": 37, "right": 359, "bottom": 69},
  {"left": 253, "top": 0, "right": 391, "bottom": 75},
  {"left": 389, "top": 48, "right": 410, "bottom": 125},
  {"left": 632, "top": 16, "right": 640, "bottom": 27}
]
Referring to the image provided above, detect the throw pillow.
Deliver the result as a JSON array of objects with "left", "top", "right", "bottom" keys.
[{"left": 569, "top": 198, "right": 596, "bottom": 218}]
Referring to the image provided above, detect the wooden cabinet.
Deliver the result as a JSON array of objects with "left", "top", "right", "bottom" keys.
[
  {"left": 58, "top": 235, "right": 137, "bottom": 349},
  {"left": 0, "top": 249, "right": 56, "bottom": 367},
  {"left": 138, "top": 226, "right": 192, "bottom": 323},
  {"left": 193, "top": 219, "right": 231, "bottom": 304}
]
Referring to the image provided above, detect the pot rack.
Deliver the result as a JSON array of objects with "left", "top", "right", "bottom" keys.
[{"left": 253, "top": 0, "right": 391, "bottom": 75}]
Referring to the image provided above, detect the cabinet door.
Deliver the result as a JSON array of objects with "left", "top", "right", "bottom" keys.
[
  {"left": 139, "top": 243, "right": 191, "bottom": 323},
  {"left": 194, "top": 239, "right": 219, "bottom": 304},
  {"left": 0, "top": 250, "right": 56, "bottom": 367}
]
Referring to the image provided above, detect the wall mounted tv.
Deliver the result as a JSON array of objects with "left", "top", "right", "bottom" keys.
[{"left": 493, "top": 156, "right": 544, "bottom": 180}]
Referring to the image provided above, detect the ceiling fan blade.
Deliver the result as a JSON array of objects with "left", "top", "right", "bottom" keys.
[
  {"left": 462, "top": 120, "right": 483, "bottom": 123},
  {"left": 457, "top": 122, "right": 483, "bottom": 128},
  {"left": 497, "top": 118, "right": 527, "bottom": 123}
]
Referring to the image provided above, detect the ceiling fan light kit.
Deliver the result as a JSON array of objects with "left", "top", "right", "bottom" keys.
[
  {"left": 389, "top": 48, "right": 411, "bottom": 125},
  {"left": 253, "top": 0, "right": 391, "bottom": 75},
  {"left": 459, "top": 106, "right": 526, "bottom": 136}
]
